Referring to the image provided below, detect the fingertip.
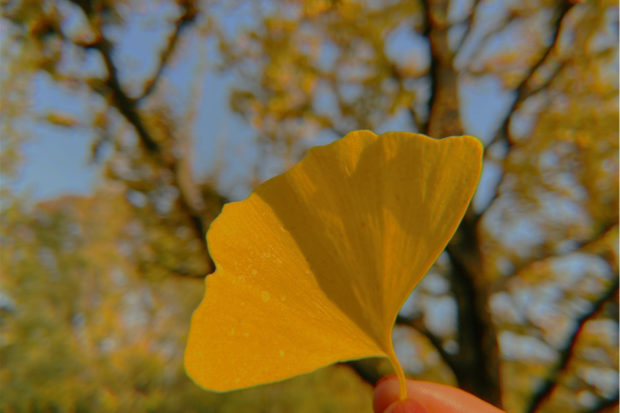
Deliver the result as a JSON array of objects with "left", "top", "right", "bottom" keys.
[
  {"left": 373, "top": 375, "right": 428, "bottom": 413},
  {"left": 402, "top": 380, "right": 505, "bottom": 413},
  {"left": 373, "top": 375, "right": 505, "bottom": 413},
  {"left": 384, "top": 399, "right": 429, "bottom": 413},
  {"left": 373, "top": 374, "right": 400, "bottom": 413}
]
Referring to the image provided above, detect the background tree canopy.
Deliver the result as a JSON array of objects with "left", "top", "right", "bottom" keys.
[{"left": 1, "top": 0, "right": 618, "bottom": 412}]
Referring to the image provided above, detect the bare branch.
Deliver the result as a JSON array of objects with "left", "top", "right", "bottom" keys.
[
  {"left": 463, "top": 12, "right": 518, "bottom": 69},
  {"left": 486, "top": 2, "right": 574, "bottom": 150},
  {"left": 521, "top": 44, "right": 616, "bottom": 100},
  {"left": 525, "top": 278, "right": 619, "bottom": 413},
  {"left": 91, "top": 38, "right": 160, "bottom": 153},
  {"left": 521, "top": 60, "right": 566, "bottom": 98},
  {"left": 137, "top": 1, "right": 199, "bottom": 102},
  {"left": 72, "top": 3, "right": 215, "bottom": 274},
  {"left": 492, "top": 222, "right": 619, "bottom": 293},
  {"left": 585, "top": 391, "right": 619, "bottom": 413},
  {"left": 91, "top": 39, "right": 208, "bottom": 236},
  {"left": 387, "top": 63, "right": 425, "bottom": 132},
  {"left": 396, "top": 314, "right": 459, "bottom": 374},
  {"left": 474, "top": 3, "right": 575, "bottom": 222},
  {"left": 454, "top": 0, "right": 481, "bottom": 53}
]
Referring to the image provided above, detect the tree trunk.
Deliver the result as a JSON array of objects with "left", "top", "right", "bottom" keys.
[{"left": 423, "top": 0, "right": 502, "bottom": 406}]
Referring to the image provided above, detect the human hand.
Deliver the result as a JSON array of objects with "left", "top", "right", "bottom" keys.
[{"left": 373, "top": 375, "right": 506, "bottom": 413}]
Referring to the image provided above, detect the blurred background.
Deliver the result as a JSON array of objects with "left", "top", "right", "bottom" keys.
[{"left": 0, "top": 0, "right": 618, "bottom": 412}]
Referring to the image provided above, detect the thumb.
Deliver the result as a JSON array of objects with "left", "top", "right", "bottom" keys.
[
  {"left": 382, "top": 399, "right": 429, "bottom": 413},
  {"left": 373, "top": 375, "right": 505, "bottom": 413}
]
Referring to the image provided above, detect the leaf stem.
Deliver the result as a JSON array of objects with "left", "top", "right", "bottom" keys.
[{"left": 387, "top": 345, "right": 408, "bottom": 400}]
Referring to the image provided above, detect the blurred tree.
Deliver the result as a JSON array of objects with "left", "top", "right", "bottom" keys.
[
  {"left": 0, "top": 190, "right": 374, "bottom": 412},
  {"left": 1, "top": 0, "right": 618, "bottom": 412},
  {"left": 218, "top": 0, "right": 619, "bottom": 410}
]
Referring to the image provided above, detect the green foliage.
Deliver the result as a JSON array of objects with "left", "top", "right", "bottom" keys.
[{"left": 0, "top": 193, "right": 373, "bottom": 412}]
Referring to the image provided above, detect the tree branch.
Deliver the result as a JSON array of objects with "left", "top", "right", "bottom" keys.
[
  {"left": 387, "top": 63, "right": 425, "bottom": 132},
  {"left": 137, "top": 1, "right": 198, "bottom": 102},
  {"left": 463, "top": 12, "right": 518, "bottom": 71},
  {"left": 90, "top": 38, "right": 160, "bottom": 153},
  {"left": 72, "top": 3, "right": 214, "bottom": 274},
  {"left": 454, "top": 0, "right": 481, "bottom": 53},
  {"left": 525, "top": 278, "right": 619, "bottom": 413},
  {"left": 585, "top": 391, "right": 619, "bottom": 413},
  {"left": 475, "top": 3, "right": 575, "bottom": 222},
  {"left": 92, "top": 38, "right": 208, "bottom": 245},
  {"left": 492, "top": 222, "right": 619, "bottom": 293},
  {"left": 396, "top": 314, "right": 459, "bottom": 374},
  {"left": 485, "top": 2, "right": 574, "bottom": 151}
]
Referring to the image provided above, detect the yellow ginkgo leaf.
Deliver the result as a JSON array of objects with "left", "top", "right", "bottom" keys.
[{"left": 185, "top": 130, "right": 482, "bottom": 399}]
